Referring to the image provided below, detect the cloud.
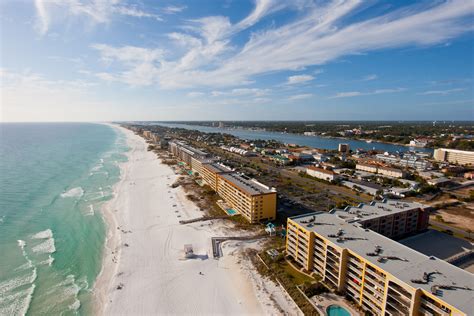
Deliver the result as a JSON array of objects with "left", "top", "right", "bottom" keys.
[
  {"left": 362, "top": 74, "right": 378, "bottom": 81},
  {"left": 163, "top": 5, "right": 187, "bottom": 14},
  {"left": 211, "top": 88, "right": 270, "bottom": 97},
  {"left": 34, "top": 0, "right": 162, "bottom": 35},
  {"left": 91, "top": 44, "right": 164, "bottom": 85},
  {"left": 330, "top": 88, "right": 406, "bottom": 98},
  {"left": 286, "top": 74, "right": 314, "bottom": 85},
  {"left": 419, "top": 88, "right": 465, "bottom": 95},
  {"left": 91, "top": 0, "right": 474, "bottom": 89},
  {"left": 288, "top": 93, "right": 313, "bottom": 100},
  {"left": 187, "top": 91, "right": 205, "bottom": 97},
  {"left": 0, "top": 69, "right": 109, "bottom": 122}
]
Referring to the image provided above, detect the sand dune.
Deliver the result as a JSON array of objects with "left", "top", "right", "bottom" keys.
[{"left": 93, "top": 125, "right": 299, "bottom": 315}]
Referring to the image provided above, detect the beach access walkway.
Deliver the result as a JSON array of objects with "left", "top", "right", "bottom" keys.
[{"left": 212, "top": 234, "right": 269, "bottom": 259}]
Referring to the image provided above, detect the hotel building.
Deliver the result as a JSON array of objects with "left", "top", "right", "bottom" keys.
[
  {"left": 332, "top": 200, "right": 430, "bottom": 239},
  {"left": 168, "top": 141, "right": 277, "bottom": 223},
  {"left": 168, "top": 141, "right": 210, "bottom": 166},
  {"left": 200, "top": 162, "right": 233, "bottom": 191},
  {"left": 433, "top": 149, "right": 474, "bottom": 166},
  {"left": 216, "top": 173, "right": 277, "bottom": 223},
  {"left": 286, "top": 207, "right": 473, "bottom": 316}
]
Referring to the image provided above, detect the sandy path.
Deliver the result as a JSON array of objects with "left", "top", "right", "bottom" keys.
[{"left": 93, "top": 125, "right": 287, "bottom": 315}]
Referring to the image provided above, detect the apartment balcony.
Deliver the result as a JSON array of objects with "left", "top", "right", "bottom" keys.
[
  {"left": 420, "top": 299, "right": 451, "bottom": 316},
  {"left": 385, "top": 299, "right": 410, "bottom": 316},
  {"left": 361, "top": 298, "right": 382, "bottom": 315},
  {"left": 387, "top": 288, "right": 412, "bottom": 305},
  {"left": 388, "top": 283, "right": 412, "bottom": 299}
]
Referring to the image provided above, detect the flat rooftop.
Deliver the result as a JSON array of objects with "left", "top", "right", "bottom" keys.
[
  {"left": 173, "top": 141, "right": 209, "bottom": 157},
  {"left": 290, "top": 212, "right": 474, "bottom": 314},
  {"left": 332, "top": 199, "right": 426, "bottom": 222},
  {"left": 203, "top": 162, "right": 233, "bottom": 174},
  {"left": 219, "top": 173, "right": 275, "bottom": 195}
]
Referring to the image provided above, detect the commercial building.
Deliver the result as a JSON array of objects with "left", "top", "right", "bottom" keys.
[
  {"left": 378, "top": 166, "right": 406, "bottom": 179},
  {"left": 200, "top": 162, "right": 233, "bottom": 191},
  {"left": 338, "top": 143, "right": 350, "bottom": 153},
  {"left": 434, "top": 149, "right": 474, "bottom": 166},
  {"left": 306, "top": 166, "right": 338, "bottom": 182},
  {"left": 286, "top": 205, "right": 473, "bottom": 316},
  {"left": 356, "top": 162, "right": 379, "bottom": 174},
  {"left": 216, "top": 173, "right": 277, "bottom": 223},
  {"left": 356, "top": 163, "right": 406, "bottom": 178},
  {"left": 376, "top": 153, "right": 431, "bottom": 170}
]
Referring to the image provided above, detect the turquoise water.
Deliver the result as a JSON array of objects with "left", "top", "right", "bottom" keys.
[
  {"left": 326, "top": 304, "right": 351, "bottom": 316},
  {"left": 225, "top": 209, "right": 237, "bottom": 215},
  {"left": 0, "top": 123, "right": 128, "bottom": 315}
]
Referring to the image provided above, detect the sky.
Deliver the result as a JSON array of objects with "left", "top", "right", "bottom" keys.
[{"left": 0, "top": 0, "right": 473, "bottom": 122}]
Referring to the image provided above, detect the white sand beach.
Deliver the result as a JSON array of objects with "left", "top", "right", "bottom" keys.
[{"left": 93, "top": 125, "right": 299, "bottom": 315}]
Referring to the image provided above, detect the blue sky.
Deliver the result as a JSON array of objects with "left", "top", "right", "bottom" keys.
[{"left": 1, "top": 0, "right": 473, "bottom": 122}]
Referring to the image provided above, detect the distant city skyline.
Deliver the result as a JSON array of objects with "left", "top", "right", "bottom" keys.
[{"left": 1, "top": 0, "right": 473, "bottom": 122}]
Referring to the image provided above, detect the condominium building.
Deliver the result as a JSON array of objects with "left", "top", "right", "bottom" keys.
[
  {"left": 168, "top": 141, "right": 277, "bottom": 223},
  {"left": 286, "top": 211, "right": 473, "bottom": 316},
  {"left": 306, "top": 166, "right": 338, "bottom": 182},
  {"left": 168, "top": 141, "right": 210, "bottom": 166},
  {"left": 433, "top": 148, "right": 474, "bottom": 166},
  {"left": 216, "top": 173, "right": 277, "bottom": 223},
  {"left": 200, "top": 162, "right": 233, "bottom": 191},
  {"left": 333, "top": 200, "right": 430, "bottom": 239}
]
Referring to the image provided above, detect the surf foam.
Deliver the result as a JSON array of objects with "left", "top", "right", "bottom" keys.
[
  {"left": 32, "top": 229, "right": 53, "bottom": 240},
  {"left": 60, "top": 187, "right": 84, "bottom": 198}
]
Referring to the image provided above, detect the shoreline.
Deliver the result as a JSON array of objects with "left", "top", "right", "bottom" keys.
[{"left": 92, "top": 124, "right": 298, "bottom": 315}]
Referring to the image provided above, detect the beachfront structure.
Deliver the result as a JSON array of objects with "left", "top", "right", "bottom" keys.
[
  {"left": 306, "top": 166, "right": 338, "bottom": 182},
  {"left": 190, "top": 156, "right": 215, "bottom": 176},
  {"left": 216, "top": 173, "right": 277, "bottom": 223},
  {"left": 168, "top": 141, "right": 210, "bottom": 166},
  {"left": 356, "top": 163, "right": 406, "bottom": 178},
  {"left": 433, "top": 148, "right": 474, "bottom": 166},
  {"left": 200, "top": 162, "right": 233, "bottom": 191},
  {"left": 286, "top": 210, "right": 473, "bottom": 316},
  {"left": 333, "top": 200, "right": 430, "bottom": 239},
  {"left": 168, "top": 141, "right": 277, "bottom": 223}
]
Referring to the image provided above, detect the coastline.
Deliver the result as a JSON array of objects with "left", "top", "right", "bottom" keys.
[{"left": 92, "top": 124, "right": 299, "bottom": 315}]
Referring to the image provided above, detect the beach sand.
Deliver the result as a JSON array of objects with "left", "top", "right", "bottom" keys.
[{"left": 93, "top": 125, "right": 299, "bottom": 315}]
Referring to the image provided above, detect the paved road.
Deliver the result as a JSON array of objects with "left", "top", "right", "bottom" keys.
[{"left": 429, "top": 221, "right": 473, "bottom": 239}]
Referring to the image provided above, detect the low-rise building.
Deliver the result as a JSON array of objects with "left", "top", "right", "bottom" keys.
[
  {"left": 356, "top": 163, "right": 406, "bottom": 178},
  {"left": 216, "top": 173, "right": 277, "bottom": 223},
  {"left": 286, "top": 206, "right": 473, "bottom": 316},
  {"left": 378, "top": 166, "right": 406, "bottom": 178},
  {"left": 306, "top": 166, "right": 338, "bottom": 182},
  {"left": 356, "top": 162, "right": 378, "bottom": 173}
]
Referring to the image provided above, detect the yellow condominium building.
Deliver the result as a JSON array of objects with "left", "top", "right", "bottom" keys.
[
  {"left": 200, "top": 162, "right": 233, "bottom": 191},
  {"left": 286, "top": 212, "right": 473, "bottom": 316},
  {"left": 433, "top": 148, "right": 474, "bottom": 166},
  {"left": 216, "top": 173, "right": 277, "bottom": 223}
]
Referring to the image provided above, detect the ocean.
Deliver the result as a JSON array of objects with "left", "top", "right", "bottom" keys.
[{"left": 0, "top": 123, "right": 128, "bottom": 315}]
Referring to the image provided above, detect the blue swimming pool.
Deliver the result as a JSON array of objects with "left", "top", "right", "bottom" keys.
[
  {"left": 326, "top": 305, "right": 351, "bottom": 316},
  {"left": 226, "top": 209, "right": 237, "bottom": 215}
]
